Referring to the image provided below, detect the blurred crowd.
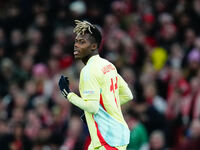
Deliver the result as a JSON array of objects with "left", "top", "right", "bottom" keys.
[{"left": 0, "top": 0, "right": 200, "bottom": 150}]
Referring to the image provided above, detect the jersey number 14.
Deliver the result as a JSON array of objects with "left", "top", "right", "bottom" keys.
[{"left": 110, "top": 77, "right": 118, "bottom": 107}]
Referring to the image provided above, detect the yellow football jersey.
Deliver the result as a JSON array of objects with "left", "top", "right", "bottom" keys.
[{"left": 68, "top": 55, "right": 133, "bottom": 149}]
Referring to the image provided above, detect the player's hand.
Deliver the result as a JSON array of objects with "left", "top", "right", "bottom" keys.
[
  {"left": 58, "top": 75, "right": 71, "bottom": 98},
  {"left": 80, "top": 113, "right": 87, "bottom": 124}
]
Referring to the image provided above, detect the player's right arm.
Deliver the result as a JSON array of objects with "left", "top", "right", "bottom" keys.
[{"left": 117, "top": 74, "right": 133, "bottom": 105}]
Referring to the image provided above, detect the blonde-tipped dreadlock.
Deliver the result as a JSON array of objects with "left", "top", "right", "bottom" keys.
[
  {"left": 73, "top": 20, "right": 102, "bottom": 48},
  {"left": 73, "top": 20, "right": 95, "bottom": 35}
]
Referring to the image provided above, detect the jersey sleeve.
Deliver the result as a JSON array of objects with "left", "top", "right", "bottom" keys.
[
  {"left": 66, "top": 67, "right": 101, "bottom": 114},
  {"left": 67, "top": 92, "right": 99, "bottom": 114},
  {"left": 81, "top": 68, "right": 101, "bottom": 101},
  {"left": 118, "top": 74, "right": 133, "bottom": 105}
]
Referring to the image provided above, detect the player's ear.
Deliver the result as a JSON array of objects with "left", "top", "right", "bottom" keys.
[{"left": 91, "top": 43, "right": 97, "bottom": 51}]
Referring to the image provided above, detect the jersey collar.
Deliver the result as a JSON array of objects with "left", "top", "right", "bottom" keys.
[{"left": 86, "top": 54, "right": 99, "bottom": 65}]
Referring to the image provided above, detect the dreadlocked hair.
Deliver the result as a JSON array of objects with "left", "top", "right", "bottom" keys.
[{"left": 73, "top": 20, "right": 102, "bottom": 48}]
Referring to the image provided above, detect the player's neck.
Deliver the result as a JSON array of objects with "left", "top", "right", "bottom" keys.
[{"left": 82, "top": 50, "right": 98, "bottom": 65}]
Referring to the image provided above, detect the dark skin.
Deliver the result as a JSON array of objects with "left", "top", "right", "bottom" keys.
[{"left": 74, "top": 33, "right": 98, "bottom": 64}]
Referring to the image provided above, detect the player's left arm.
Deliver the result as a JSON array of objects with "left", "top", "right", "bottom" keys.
[
  {"left": 58, "top": 73, "right": 100, "bottom": 114},
  {"left": 67, "top": 92, "right": 99, "bottom": 114}
]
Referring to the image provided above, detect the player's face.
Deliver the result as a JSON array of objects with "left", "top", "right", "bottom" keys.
[{"left": 74, "top": 34, "right": 93, "bottom": 59}]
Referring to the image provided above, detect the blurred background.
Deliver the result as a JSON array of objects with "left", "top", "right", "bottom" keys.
[{"left": 0, "top": 0, "right": 200, "bottom": 150}]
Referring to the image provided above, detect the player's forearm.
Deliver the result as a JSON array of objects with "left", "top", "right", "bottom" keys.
[
  {"left": 119, "top": 87, "right": 133, "bottom": 105},
  {"left": 67, "top": 92, "right": 99, "bottom": 114},
  {"left": 118, "top": 74, "right": 133, "bottom": 105}
]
